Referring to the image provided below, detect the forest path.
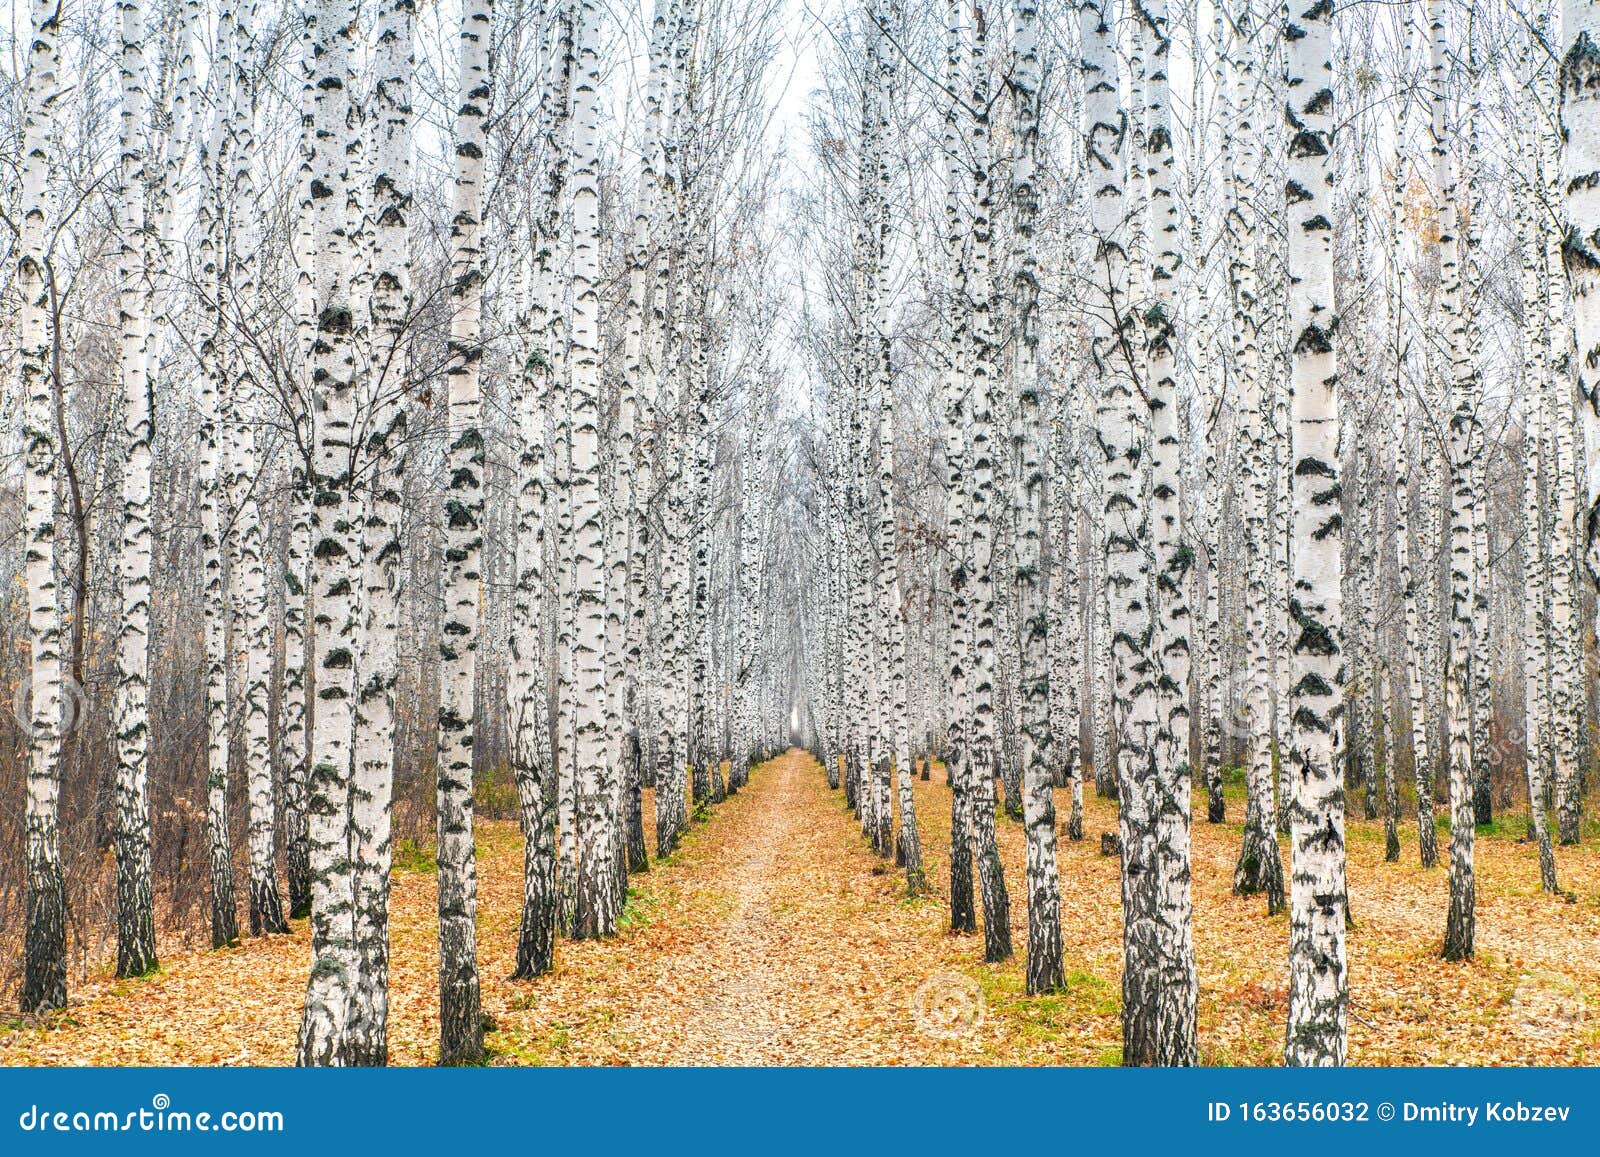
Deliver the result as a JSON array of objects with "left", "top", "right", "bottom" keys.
[
  {"left": 484, "top": 748, "right": 1003, "bottom": 1064},
  {"left": 5, "top": 749, "right": 1599, "bottom": 1065}
]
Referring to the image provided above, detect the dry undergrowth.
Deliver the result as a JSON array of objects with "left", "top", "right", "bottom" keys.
[{"left": 3, "top": 750, "right": 1596, "bottom": 1065}]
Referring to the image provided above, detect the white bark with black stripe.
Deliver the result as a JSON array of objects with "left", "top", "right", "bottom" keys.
[{"left": 1282, "top": 0, "right": 1348, "bottom": 1065}]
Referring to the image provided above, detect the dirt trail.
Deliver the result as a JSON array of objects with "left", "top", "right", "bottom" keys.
[{"left": 484, "top": 748, "right": 993, "bottom": 1065}]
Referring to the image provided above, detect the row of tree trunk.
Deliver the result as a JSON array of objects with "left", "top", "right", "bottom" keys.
[{"left": 801, "top": 0, "right": 1598, "bottom": 1067}]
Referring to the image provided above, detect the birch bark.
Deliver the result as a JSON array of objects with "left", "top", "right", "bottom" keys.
[
  {"left": 968, "top": 0, "right": 1012, "bottom": 965},
  {"left": 942, "top": 0, "right": 976, "bottom": 936},
  {"left": 296, "top": 0, "right": 362, "bottom": 1067},
  {"left": 1131, "top": 0, "right": 1196, "bottom": 1063},
  {"left": 1283, "top": 0, "right": 1348, "bottom": 1063},
  {"left": 1564, "top": 0, "right": 1600, "bottom": 613},
  {"left": 19, "top": 0, "right": 67, "bottom": 1015},
  {"left": 1430, "top": 0, "right": 1476, "bottom": 963},
  {"left": 196, "top": 25, "right": 239, "bottom": 953},
  {"left": 436, "top": 0, "right": 493, "bottom": 1062},
  {"left": 225, "top": 1, "right": 289, "bottom": 940},
  {"left": 1225, "top": 0, "right": 1284, "bottom": 912},
  {"left": 567, "top": 0, "right": 618, "bottom": 939},
  {"left": 345, "top": 0, "right": 416, "bottom": 1064},
  {"left": 113, "top": 0, "right": 159, "bottom": 979},
  {"left": 1007, "top": 0, "right": 1060, "bottom": 993}
]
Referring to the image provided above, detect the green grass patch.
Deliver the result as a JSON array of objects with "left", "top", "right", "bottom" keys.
[
  {"left": 969, "top": 963, "right": 1120, "bottom": 1053},
  {"left": 484, "top": 1022, "right": 573, "bottom": 1066},
  {"left": 1, "top": 1008, "right": 82, "bottom": 1034},
  {"left": 619, "top": 886, "right": 661, "bottom": 930},
  {"left": 1346, "top": 820, "right": 1385, "bottom": 844},
  {"left": 393, "top": 837, "right": 438, "bottom": 874},
  {"left": 473, "top": 764, "right": 520, "bottom": 820}
]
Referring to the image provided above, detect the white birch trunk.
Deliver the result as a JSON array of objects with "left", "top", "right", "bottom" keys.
[
  {"left": 941, "top": 0, "right": 976, "bottom": 935},
  {"left": 224, "top": 2, "right": 288, "bottom": 941},
  {"left": 1131, "top": 0, "right": 1196, "bottom": 1063},
  {"left": 19, "top": 0, "right": 67, "bottom": 1015},
  {"left": 1226, "top": 0, "right": 1285, "bottom": 912},
  {"left": 196, "top": 28, "right": 239, "bottom": 953},
  {"left": 1430, "top": 0, "right": 1476, "bottom": 963},
  {"left": 1385, "top": 23, "right": 1437, "bottom": 865},
  {"left": 1560, "top": 0, "right": 1600, "bottom": 843},
  {"left": 1518, "top": 158, "right": 1559, "bottom": 893},
  {"left": 282, "top": 13, "right": 318, "bottom": 920},
  {"left": 567, "top": 0, "right": 618, "bottom": 939},
  {"left": 967, "top": 0, "right": 1011, "bottom": 965},
  {"left": 1010, "top": 0, "right": 1059, "bottom": 993},
  {"left": 345, "top": 0, "right": 416, "bottom": 1065},
  {"left": 1283, "top": 0, "right": 1348, "bottom": 1064},
  {"left": 435, "top": 0, "right": 493, "bottom": 1063},
  {"left": 112, "top": 0, "right": 159, "bottom": 979},
  {"left": 511, "top": 235, "right": 558, "bottom": 977},
  {"left": 296, "top": 0, "right": 363, "bottom": 1067}
]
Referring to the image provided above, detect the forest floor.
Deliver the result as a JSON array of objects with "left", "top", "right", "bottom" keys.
[{"left": 3, "top": 749, "right": 1598, "bottom": 1065}]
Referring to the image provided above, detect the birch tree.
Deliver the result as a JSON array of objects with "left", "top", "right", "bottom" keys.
[
  {"left": 566, "top": 0, "right": 617, "bottom": 940},
  {"left": 1131, "top": 0, "right": 1197, "bottom": 1063},
  {"left": 1283, "top": 0, "right": 1348, "bottom": 1065},
  {"left": 225, "top": 0, "right": 289, "bottom": 940},
  {"left": 196, "top": 9, "right": 239, "bottom": 952},
  {"left": 297, "top": 0, "right": 363, "bottom": 1067},
  {"left": 18, "top": 0, "right": 68, "bottom": 1017},
  {"left": 437, "top": 0, "right": 494, "bottom": 1064},
  {"left": 1432, "top": 0, "right": 1476, "bottom": 963},
  {"left": 112, "top": 0, "right": 159, "bottom": 979},
  {"left": 346, "top": 0, "right": 418, "bottom": 1065},
  {"left": 1227, "top": 0, "right": 1285, "bottom": 914},
  {"left": 942, "top": 0, "right": 976, "bottom": 937},
  {"left": 967, "top": 0, "right": 1012, "bottom": 966},
  {"left": 1008, "top": 0, "right": 1060, "bottom": 994},
  {"left": 1564, "top": 0, "right": 1600, "bottom": 623}
]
